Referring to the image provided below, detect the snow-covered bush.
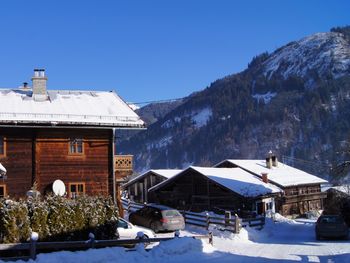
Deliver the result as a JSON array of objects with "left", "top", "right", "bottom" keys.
[
  {"left": 0, "top": 199, "right": 31, "bottom": 243},
  {"left": 0, "top": 195, "right": 119, "bottom": 243},
  {"left": 27, "top": 198, "right": 50, "bottom": 241}
]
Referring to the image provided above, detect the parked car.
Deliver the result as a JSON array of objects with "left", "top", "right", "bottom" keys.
[
  {"left": 129, "top": 204, "right": 185, "bottom": 233},
  {"left": 315, "top": 215, "right": 349, "bottom": 240},
  {"left": 117, "top": 218, "right": 156, "bottom": 239}
]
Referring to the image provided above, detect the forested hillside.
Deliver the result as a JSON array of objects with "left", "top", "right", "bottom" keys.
[{"left": 119, "top": 26, "right": 350, "bottom": 183}]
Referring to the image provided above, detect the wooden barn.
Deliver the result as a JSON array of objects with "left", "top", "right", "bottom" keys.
[
  {"left": 149, "top": 166, "right": 281, "bottom": 215},
  {"left": 123, "top": 169, "right": 181, "bottom": 203},
  {"left": 0, "top": 69, "right": 144, "bottom": 204},
  {"left": 215, "top": 157, "right": 328, "bottom": 216}
]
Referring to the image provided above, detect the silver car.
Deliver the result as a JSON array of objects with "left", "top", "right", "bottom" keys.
[
  {"left": 129, "top": 204, "right": 185, "bottom": 233},
  {"left": 117, "top": 218, "right": 156, "bottom": 239}
]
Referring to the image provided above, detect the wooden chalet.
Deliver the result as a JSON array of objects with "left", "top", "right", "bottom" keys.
[
  {"left": 215, "top": 156, "right": 328, "bottom": 216},
  {"left": 149, "top": 166, "right": 281, "bottom": 216},
  {"left": 123, "top": 169, "right": 181, "bottom": 203},
  {"left": 0, "top": 69, "right": 144, "bottom": 209}
]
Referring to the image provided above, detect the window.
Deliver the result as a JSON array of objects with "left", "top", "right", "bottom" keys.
[
  {"left": 69, "top": 182, "right": 85, "bottom": 198},
  {"left": 0, "top": 185, "right": 6, "bottom": 198},
  {"left": 69, "top": 138, "right": 83, "bottom": 154},
  {"left": 0, "top": 137, "right": 5, "bottom": 156}
]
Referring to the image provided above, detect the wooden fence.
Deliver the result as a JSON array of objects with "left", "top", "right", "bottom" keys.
[
  {"left": 121, "top": 199, "right": 265, "bottom": 233},
  {"left": 0, "top": 232, "right": 211, "bottom": 262}
]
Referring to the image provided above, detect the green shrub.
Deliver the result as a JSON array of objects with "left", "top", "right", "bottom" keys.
[
  {"left": 0, "top": 200, "right": 31, "bottom": 243},
  {"left": 27, "top": 199, "right": 50, "bottom": 241},
  {"left": 0, "top": 195, "right": 119, "bottom": 243}
]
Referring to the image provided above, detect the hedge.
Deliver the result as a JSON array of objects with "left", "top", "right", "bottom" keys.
[{"left": 0, "top": 195, "right": 119, "bottom": 243}]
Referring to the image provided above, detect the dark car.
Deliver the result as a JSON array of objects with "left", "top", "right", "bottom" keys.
[
  {"left": 315, "top": 215, "right": 349, "bottom": 240},
  {"left": 129, "top": 204, "right": 185, "bottom": 233}
]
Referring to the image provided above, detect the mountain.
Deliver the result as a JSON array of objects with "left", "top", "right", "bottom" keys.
[
  {"left": 136, "top": 99, "right": 184, "bottom": 126},
  {"left": 118, "top": 26, "right": 350, "bottom": 182}
]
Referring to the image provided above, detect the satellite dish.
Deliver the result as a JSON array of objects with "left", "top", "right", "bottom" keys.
[{"left": 52, "top": 180, "right": 66, "bottom": 196}]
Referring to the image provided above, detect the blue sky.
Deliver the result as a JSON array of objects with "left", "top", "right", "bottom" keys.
[{"left": 0, "top": 0, "right": 349, "bottom": 103}]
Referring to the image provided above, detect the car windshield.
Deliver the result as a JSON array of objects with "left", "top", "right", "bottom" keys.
[
  {"left": 117, "top": 219, "right": 128, "bottom": 228},
  {"left": 163, "top": 210, "right": 181, "bottom": 217},
  {"left": 319, "top": 216, "right": 343, "bottom": 224}
]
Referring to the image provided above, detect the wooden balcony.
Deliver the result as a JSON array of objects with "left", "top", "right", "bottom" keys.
[
  {"left": 282, "top": 192, "right": 327, "bottom": 204},
  {"left": 114, "top": 155, "right": 133, "bottom": 172}
]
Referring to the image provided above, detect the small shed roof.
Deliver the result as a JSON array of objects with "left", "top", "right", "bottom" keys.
[
  {"left": 215, "top": 159, "right": 328, "bottom": 187},
  {"left": 150, "top": 166, "right": 282, "bottom": 198},
  {"left": 0, "top": 89, "right": 144, "bottom": 128},
  {"left": 123, "top": 169, "right": 182, "bottom": 188}
]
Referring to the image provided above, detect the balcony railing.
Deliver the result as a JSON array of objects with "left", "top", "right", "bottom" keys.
[{"left": 114, "top": 155, "right": 133, "bottom": 171}]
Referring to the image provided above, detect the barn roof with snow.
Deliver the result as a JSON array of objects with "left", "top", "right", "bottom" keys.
[
  {"left": 215, "top": 159, "right": 328, "bottom": 187},
  {"left": 0, "top": 69, "right": 144, "bottom": 128},
  {"left": 123, "top": 169, "right": 182, "bottom": 188},
  {"left": 150, "top": 166, "right": 282, "bottom": 197}
]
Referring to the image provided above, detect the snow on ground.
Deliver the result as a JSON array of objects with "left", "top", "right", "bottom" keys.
[
  {"left": 3, "top": 215, "right": 350, "bottom": 263},
  {"left": 191, "top": 107, "right": 212, "bottom": 129},
  {"left": 252, "top": 91, "right": 277, "bottom": 104}
]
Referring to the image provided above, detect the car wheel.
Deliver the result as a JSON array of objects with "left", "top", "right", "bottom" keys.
[{"left": 150, "top": 222, "right": 159, "bottom": 233}]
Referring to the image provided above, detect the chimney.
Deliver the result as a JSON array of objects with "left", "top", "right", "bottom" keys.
[
  {"left": 266, "top": 156, "right": 272, "bottom": 169},
  {"left": 271, "top": 155, "right": 278, "bottom": 167},
  {"left": 32, "top": 69, "right": 48, "bottom": 101},
  {"left": 261, "top": 173, "right": 269, "bottom": 183},
  {"left": 20, "top": 82, "right": 30, "bottom": 90}
]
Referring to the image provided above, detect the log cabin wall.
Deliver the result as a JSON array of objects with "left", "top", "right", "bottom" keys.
[
  {"left": 152, "top": 169, "right": 248, "bottom": 213},
  {"left": 279, "top": 184, "right": 326, "bottom": 215},
  {"left": 0, "top": 128, "right": 33, "bottom": 198},
  {"left": 0, "top": 127, "right": 113, "bottom": 198},
  {"left": 35, "top": 128, "right": 111, "bottom": 197}
]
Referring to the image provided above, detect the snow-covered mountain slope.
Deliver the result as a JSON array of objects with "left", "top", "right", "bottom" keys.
[
  {"left": 119, "top": 26, "right": 350, "bottom": 181},
  {"left": 262, "top": 32, "right": 350, "bottom": 81}
]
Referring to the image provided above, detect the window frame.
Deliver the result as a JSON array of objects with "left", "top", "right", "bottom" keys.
[
  {"left": 68, "top": 182, "right": 85, "bottom": 198},
  {"left": 0, "top": 184, "right": 6, "bottom": 198},
  {"left": 0, "top": 136, "right": 6, "bottom": 157},
  {"left": 68, "top": 138, "right": 84, "bottom": 155}
]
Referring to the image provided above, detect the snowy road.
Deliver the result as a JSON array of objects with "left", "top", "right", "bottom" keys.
[{"left": 209, "top": 218, "right": 350, "bottom": 262}]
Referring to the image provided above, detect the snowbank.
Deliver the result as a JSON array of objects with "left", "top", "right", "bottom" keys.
[{"left": 4, "top": 213, "right": 350, "bottom": 263}]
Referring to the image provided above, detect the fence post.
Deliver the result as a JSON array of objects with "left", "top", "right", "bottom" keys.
[
  {"left": 30, "top": 232, "right": 39, "bottom": 260},
  {"left": 224, "top": 211, "right": 231, "bottom": 228},
  {"left": 127, "top": 199, "right": 131, "bottom": 214},
  {"left": 208, "top": 231, "right": 213, "bottom": 246},
  {"left": 89, "top": 233, "right": 96, "bottom": 248},
  {"left": 206, "top": 212, "right": 210, "bottom": 230},
  {"left": 234, "top": 214, "right": 240, "bottom": 234}
]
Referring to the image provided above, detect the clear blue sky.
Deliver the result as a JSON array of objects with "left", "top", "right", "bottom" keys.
[{"left": 0, "top": 0, "right": 349, "bottom": 103}]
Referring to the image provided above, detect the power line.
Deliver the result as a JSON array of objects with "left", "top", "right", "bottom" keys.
[
  {"left": 282, "top": 155, "right": 330, "bottom": 168},
  {"left": 128, "top": 97, "right": 184, "bottom": 106}
]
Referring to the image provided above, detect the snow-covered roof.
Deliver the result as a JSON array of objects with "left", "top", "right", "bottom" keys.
[
  {"left": 150, "top": 166, "right": 282, "bottom": 198},
  {"left": 0, "top": 162, "right": 6, "bottom": 177},
  {"left": 216, "top": 159, "right": 328, "bottom": 187},
  {"left": 0, "top": 89, "right": 144, "bottom": 128},
  {"left": 123, "top": 169, "right": 182, "bottom": 188}
]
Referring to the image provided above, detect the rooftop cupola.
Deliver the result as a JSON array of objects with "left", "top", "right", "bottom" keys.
[{"left": 32, "top": 69, "right": 48, "bottom": 101}]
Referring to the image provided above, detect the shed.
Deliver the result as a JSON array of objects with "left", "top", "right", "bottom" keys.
[
  {"left": 124, "top": 169, "right": 182, "bottom": 203},
  {"left": 149, "top": 166, "right": 282, "bottom": 215}
]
